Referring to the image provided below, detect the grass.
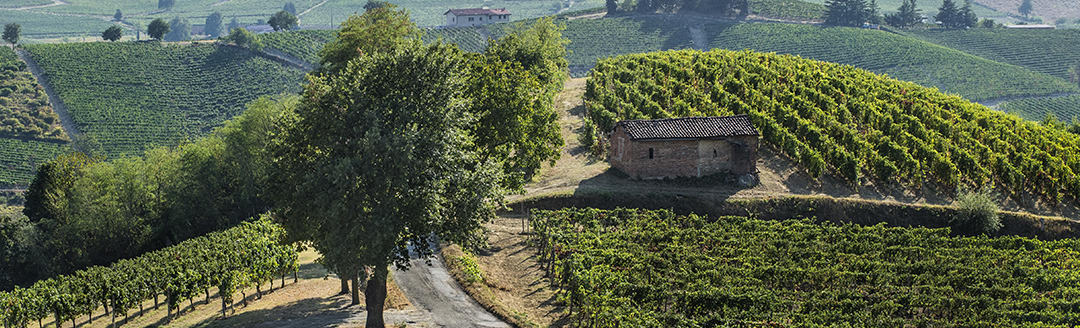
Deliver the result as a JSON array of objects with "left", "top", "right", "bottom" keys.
[{"left": 24, "top": 41, "right": 305, "bottom": 157}]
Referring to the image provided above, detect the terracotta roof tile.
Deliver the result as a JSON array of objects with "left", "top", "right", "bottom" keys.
[
  {"left": 445, "top": 8, "right": 511, "bottom": 15},
  {"left": 617, "top": 115, "right": 759, "bottom": 140}
]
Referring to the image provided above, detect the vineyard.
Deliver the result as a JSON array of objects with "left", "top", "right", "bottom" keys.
[
  {"left": 0, "top": 218, "right": 298, "bottom": 327},
  {"left": 0, "top": 10, "right": 118, "bottom": 40},
  {"left": 532, "top": 208, "right": 1080, "bottom": 326},
  {"left": 1001, "top": 95, "right": 1080, "bottom": 122},
  {"left": 0, "top": 138, "right": 70, "bottom": 187},
  {"left": 586, "top": 49, "right": 1080, "bottom": 203},
  {"left": 259, "top": 29, "right": 337, "bottom": 65},
  {"left": 748, "top": 0, "right": 824, "bottom": 20},
  {"left": 0, "top": 47, "right": 65, "bottom": 142},
  {"left": 24, "top": 42, "right": 305, "bottom": 156},
  {"left": 705, "top": 22, "right": 1078, "bottom": 101},
  {"left": 0, "top": 0, "right": 51, "bottom": 8},
  {"left": 425, "top": 27, "right": 488, "bottom": 53},
  {"left": 909, "top": 29, "right": 1080, "bottom": 82}
]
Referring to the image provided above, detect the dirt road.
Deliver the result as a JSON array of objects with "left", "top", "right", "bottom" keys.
[{"left": 393, "top": 244, "right": 510, "bottom": 328}]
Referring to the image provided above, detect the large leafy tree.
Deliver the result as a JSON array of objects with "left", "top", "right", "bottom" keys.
[
  {"left": 147, "top": 18, "right": 169, "bottom": 41},
  {"left": 102, "top": 25, "right": 123, "bottom": 42},
  {"left": 317, "top": 3, "right": 420, "bottom": 75},
  {"left": 204, "top": 12, "right": 224, "bottom": 38},
  {"left": 884, "top": 0, "right": 922, "bottom": 28},
  {"left": 268, "top": 10, "right": 298, "bottom": 32},
  {"left": 271, "top": 41, "right": 504, "bottom": 327},
  {"left": 2, "top": 24, "right": 19, "bottom": 50},
  {"left": 164, "top": 17, "right": 191, "bottom": 41},
  {"left": 825, "top": 0, "right": 876, "bottom": 26},
  {"left": 1018, "top": 0, "right": 1033, "bottom": 18}
]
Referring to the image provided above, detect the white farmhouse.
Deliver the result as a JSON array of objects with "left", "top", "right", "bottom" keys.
[{"left": 444, "top": 8, "right": 511, "bottom": 27}]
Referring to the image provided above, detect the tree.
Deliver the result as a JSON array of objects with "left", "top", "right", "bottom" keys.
[
  {"left": 268, "top": 10, "right": 298, "bottom": 32},
  {"left": 317, "top": 4, "right": 420, "bottom": 75},
  {"left": 271, "top": 41, "right": 504, "bottom": 327},
  {"left": 1018, "top": 0, "right": 1033, "bottom": 18},
  {"left": 228, "top": 16, "right": 240, "bottom": 33},
  {"left": 24, "top": 153, "right": 98, "bottom": 224},
  {"left": 205, "top": 12, "right": 224, "bottom": 38},
  {"left": 102, "top": 25, "right": 123, "bottom": 42},
  {"left": 158, "top": 0, "right": 175, "bottom": 10},
  {"left": 935, "top": 0, "right": 957, "bottom": 26},
  {"left": 113, "top": 9, "right": 123, "bottom": 22},
  {"left": 223, "top": 27, "right": 263, "bottom": 50},
  {"left": 824, "top": 0, "right": 874, "bottom": 27},
  {"left": 958, "top": 0, "right": 977, "bottom": 28},
  {"left": 147, "top": 18, "right": 170, "bottom": 41},
  {"left": 978, "top": 18, "right": 997, "bottom": 28},
  {"left": 164, "top": 17, "right": 191, "bottom": 41},
  {"left": 936, "top": 0, "right": 975, "bottom": 28},
  {"left": 607, "top": 0, "right": 618, "bottom": 14},
  {"left": 2, "top": 24, "right": 19, "bottom": 50},
  {"left": 1, "top": 23, "right": 18, "bottom": 49},
  {"left": 884, "top": 0, "right": 921, "bottom": 27},
  {"left": 284, "top": 2, "right": 297, "bottom": 15}
]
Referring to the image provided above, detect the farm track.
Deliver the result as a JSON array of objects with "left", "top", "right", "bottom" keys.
[
  {"left": 1, "top": 0, "right": 67, "bottom": 11},
  {"left": 16, "top": 49, "right": 82, "bottom": 143},
  {"left": 394, "top": 242, "right": 511, "bottom": 328},
  {"left": 297, "top": 0, "right": 329, "bottom": 18},
  {"left": 262, "top": 47, "right": 315, "bottom": 71}
]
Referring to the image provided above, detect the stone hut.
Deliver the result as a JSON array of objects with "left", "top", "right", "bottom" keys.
[{"left": 608, "top": 115, "right": 759, "bottom": 179}]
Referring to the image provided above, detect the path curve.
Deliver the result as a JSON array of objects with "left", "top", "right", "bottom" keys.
[
  {"left": 17, "top": 49, "right": 82, "bottom": 142},
  {"left": 394, "top": 244, "right": 511, "bottom": 328},
  {"left": 2, "top": 0, "right": 67, "bottom": 11},
  {"left": 297, "top": 0, "right": 329, "bottom": 17}
]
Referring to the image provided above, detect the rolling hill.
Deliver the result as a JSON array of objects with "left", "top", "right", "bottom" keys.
[
  {"left": 24, "top": 42, "right": 305, "bottom": 156},
  {"left": 586, "top": 49, "right": 1080, "bottom": 203}
]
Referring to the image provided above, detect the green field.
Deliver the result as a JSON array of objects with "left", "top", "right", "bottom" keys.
[
  {"left": 533, "top": 208, "right": 1080, "bottom": 326},
  {"left": 0, "top": 138, "right": 70, "bottom": 187},
  {"left": 586, "top": 49, "right": 1080, "bottom": 201},
  {"left": 24, "top": 42, "right": 305, "bottom": 156},
  {"left": 909, "top": 29, "right": 1080, "bottom": 81},
  {"left": 705, "top": 22, "right": 1078, "bottom": 101}
]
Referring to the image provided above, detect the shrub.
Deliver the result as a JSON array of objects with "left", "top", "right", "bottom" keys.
[{"left": 952, "top": 187, "right": 1001, "bottom": 233}]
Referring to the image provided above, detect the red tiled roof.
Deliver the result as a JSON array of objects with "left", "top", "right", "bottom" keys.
[
  {"left": 445, "top": 8, "right": 511, "bottom": 15},
  {"left": 617, "top": 115, "right": 759, "bottom": 140}
]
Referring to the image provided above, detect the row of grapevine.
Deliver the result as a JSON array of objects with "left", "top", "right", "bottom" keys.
[
  {"left": 1001, "top": 94, "right": 1080, "bottom": 122},
  {"left": 705, "top": 22, "right": 1079, "bottom": 101},
  {"left": 0, "top": 217, "right": 298, "bottom": 327},
  {"left": 259, "top": 30, "right": 338, "bottom": 65},
  {"left": 23, "top": 42, "right": 305, "bottom": 157},
  {"left": 586, "top": 49, "right": 1080, "bottom": 203},
  {"left": 531, "top": 208, "right": 1080, "bottom": 326},
  {"left": 910, "top": 28, "right": 1080, "bottom": 81}
]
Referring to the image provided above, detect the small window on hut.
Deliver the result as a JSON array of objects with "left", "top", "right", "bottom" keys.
[{"left": 649, "top": 148, "right": 654, "bottom": 159}]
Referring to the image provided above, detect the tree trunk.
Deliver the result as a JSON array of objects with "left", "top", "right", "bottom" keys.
[
  {"left": 256, "top": 283, "right": 262, "bottom": 299},
  {"left": 339, "top": 277, "right": 349, "bottom": 295},
  {"left": 54, "top": 312, "right": 60, "bottom": 328},
  {"left": 221, "top": 295, "right": 227, "bottom": 318},
  {"left": 139, "top": 300, "right": 144, "bottom": 316},
  {"left": 241, "top": 291, "right": 248, "bottom": 307},
  {"left": 206, "top": 289, "right": 210, "bottom": 304},
  {"left": 111, "top": 309, "right": 116, "bottom": 326},
  {"left": 350, "top": 273, "right": 361, "bottom": 306},
  {"left": 364, "top": 265, "right": 388, "bottom": 328},
  {"left": 294, "top": 270, "right": 298, "bottom": 283},
  {"left": 154, "top": 294, "right": 159, "bottom": 309}
]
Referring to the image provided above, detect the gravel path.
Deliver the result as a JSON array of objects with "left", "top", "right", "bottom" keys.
[
  {"left": 17, "top": 49, "right": 82, "bottom": 141},
  {"left": 393, "top": 244, "right": 511, "bottom": 328}
]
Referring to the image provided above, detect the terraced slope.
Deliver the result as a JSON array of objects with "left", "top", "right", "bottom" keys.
[
  {"left": 705, "top": 22, "right": 1078, "bottom": 101},
  {"left": 587, "top": 49, "right": 1080, "bottom": 202},
  {"left": 909, "top": 29, "right": 1080, "bottom": 81},
  {"left": 24, "top": 42, "right": 305, "bottom": 156}
]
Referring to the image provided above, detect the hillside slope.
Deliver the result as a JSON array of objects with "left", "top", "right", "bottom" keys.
[
  {"left": 586, "top": 49, "right": 1080, "bottom": 206},
  {"left": 24, "top": 42, "right": 305, "bottom": 156}
]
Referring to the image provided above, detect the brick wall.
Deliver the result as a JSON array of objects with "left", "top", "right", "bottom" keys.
[{"left": 609, "top": 126, "right": 758, "bottom": 179}]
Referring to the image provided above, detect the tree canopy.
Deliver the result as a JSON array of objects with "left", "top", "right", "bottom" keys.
[
  {"left": 113, "top": 9, "right": 123, "bottom": 22},
  {"left": 164, "top": 17, "right": 192, "bottom": 42},
  {"left": 102, "top": 25, "right": 123, "bottom": 42},
  {"left": 271, "top": 41, "right": 504, "bottom": 327},
  {"left": 147, "top": 18, "right": 169, "bottom": 41},
  {"left": 223, "top": 27, "right": 263, "bottom": 50},
  {"left": 317, "top": 3, "right": 420, "bottom": 75},
  {"left": 205, "top": 12, "right": 224, "bottom": 38},
  {"left": 936, "top": 0, "right": 976, "bottom": 28},
  {"left": 2, "top": 24, "right": 19, "bottom": 50},
  {"left": 825, "top": 0, "right": 878, "bottom": 27},
  {"left": 1018, "top": 0, "right": 1033, "bottom": 17},
  {"left": 884, "top": 0, "right": 922, "bottom": 28},
  {"left": 268, "top": 10, "right": 298, "bottom": 32}
]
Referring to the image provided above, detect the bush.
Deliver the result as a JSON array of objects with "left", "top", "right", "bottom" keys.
[{"left": 952, "top": 187, "right": 1001, "bottom": 233}]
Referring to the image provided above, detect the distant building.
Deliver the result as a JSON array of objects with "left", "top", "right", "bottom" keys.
[
  {"left": 1005, "top": 24, "right": 1056, "bottom": 29},
  {"left": 608, "top": 115, "right": 760, "bottom": 180},
  {"left": 444, "top": 8, "right": 510, "bottom": 27}
]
